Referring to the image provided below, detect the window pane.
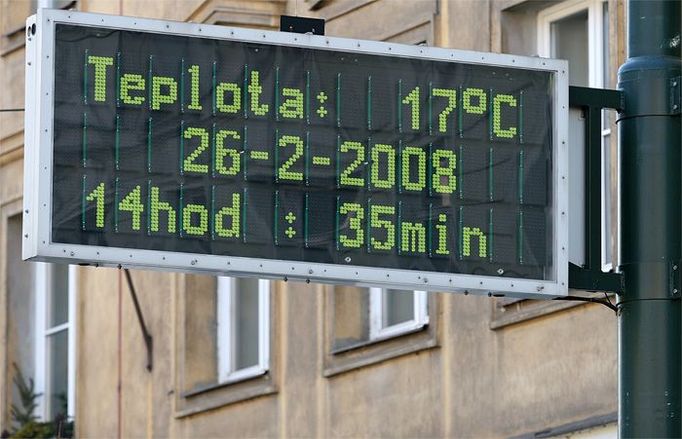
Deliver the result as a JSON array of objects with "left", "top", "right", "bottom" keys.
[
  {"left": 233, "top": 278, "right": 259, "bottom": 370},
  {"left": 47, "top": 329, "right": 69, "bottom": 419},
  {"left": 603, "top": 129, "right": 613, "bottom": 267},
  {"left": 383, "top": 289, "right": 414, "bottom": 327},
  {"left": 551, "top": 10, "right": 588, "bottom": 86},
  {"left": 603, "top": 1, "right": 610, "bottom": 87},
  {"left": 49, "top": 264, "right": 69, "bottom": 327}
]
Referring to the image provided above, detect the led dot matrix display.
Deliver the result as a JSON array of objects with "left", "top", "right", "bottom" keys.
[{"left": 52, "top": 23, "right": 554, "bottom": 281}]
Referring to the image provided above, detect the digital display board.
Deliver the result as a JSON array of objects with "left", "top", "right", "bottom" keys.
[{"left": 23, "top": 11, "right": 568, "bottom": 297}]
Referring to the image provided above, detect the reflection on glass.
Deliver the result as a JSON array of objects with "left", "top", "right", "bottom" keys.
[
  {"left": 603, "top": 1, "right": 610, "bottom": 86},
  {"left": 49, "top": 264, "right": 69, "bottom": 327},
  {"left": 551, "top": 10, "right": 588, "bottom": 86},
  {"left": 47, "top": 329, "right": 69, "bottom": 419},
  {"left": 384, "top": 289, "right": 414, "bottom": 327},
  {"left": 234, "top": 277, "right": 259, "bottom": 370}
]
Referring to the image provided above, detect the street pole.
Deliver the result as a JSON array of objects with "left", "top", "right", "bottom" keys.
[{"left": 618, "top": 0, "right": 682, "bottom": 437}]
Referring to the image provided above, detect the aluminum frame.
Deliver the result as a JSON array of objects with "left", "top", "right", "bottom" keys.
[{"left": 23, "top": 9, "right": 569, "bottom": 299}]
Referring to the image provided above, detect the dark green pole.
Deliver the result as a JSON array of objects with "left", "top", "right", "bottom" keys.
[{"left": 618, "top": 0, "right": 681, "bottom": 437}]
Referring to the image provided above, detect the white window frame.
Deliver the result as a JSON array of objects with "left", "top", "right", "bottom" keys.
[
  {"left": 537, "top": 0, "right": 607, "bottom": 88},
  {"left": 368, "top": 289, "right": 428, "bottom": 341},
  {"left": 216, "top": 277, "right": 270, "bottom": 385},
  {"left": 538, "top": 0, "right": 614, "bottom": 272},
  {"left": 33, "top": 263, "right": 77, "bottom": 421}
]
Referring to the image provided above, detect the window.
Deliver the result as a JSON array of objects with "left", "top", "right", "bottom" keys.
[
  {"left": 492, "top": 0, "right": 615, "bottom": 327},
  {"left": 216, "top": 277, "right": 270, "bottom": 384},
  {"left": 174, "top": 275, "right": 276, "bottom": 416},
  {"left": 538, "top": 0, "right": 615, "bottom": 270},
  {"left": 368, "top": 288, "right": 428, "bottom": 341},
  {"left": 332, "top": 287, "right": 428, "bottom": 351},
  {"left": 537, "top": 0, "right": 608, "bottom": 88},
  {"left": 325, "top": 286, "right": 438, "bottom": 376},
  {"left": 33, "top": 263, "right": 77, "bottom": 422},
  {"left": 3, "top": 213, "right": 76, "bottom": 429}
]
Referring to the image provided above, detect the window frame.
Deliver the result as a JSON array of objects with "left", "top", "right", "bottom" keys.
[
  {"left": 216, "top": 277, "right": 270, "bottom": 385},
  {"left": 368, "top": 288, "right": 429, "bottom": 341},
  {"left": 33, "top": 263, "right": 77, "bottom": 421},
  {"left": 536, "top": 0, "right": 608, "bottom": 89}
]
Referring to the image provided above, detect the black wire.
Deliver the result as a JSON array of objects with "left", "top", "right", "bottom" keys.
[
  {"left": 0, "top": 108, "right": 25, "bottom": 112},
  {"left": 552, "top": 295, "right": 618, "bottom": 313}
]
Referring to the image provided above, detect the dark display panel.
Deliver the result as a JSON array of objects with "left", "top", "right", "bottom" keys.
[{"left": 52, "top": 24, "right": 554, "bottom": 280}]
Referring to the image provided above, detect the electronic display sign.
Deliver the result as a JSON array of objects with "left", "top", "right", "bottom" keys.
[{"left": 23, "top": 10, "right": 568, "bottom": 297}]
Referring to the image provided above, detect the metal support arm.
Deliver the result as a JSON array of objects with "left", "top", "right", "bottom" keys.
[
  {"left": 567, "top": 86, "right": 624, "bottom": 294},
  {"left": 123, "top": 269, "right": 153, "bottom": 372}
]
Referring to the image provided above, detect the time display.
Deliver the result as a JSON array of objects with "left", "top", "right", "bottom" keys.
[{"left": 52, "top": 24, "right": 553, "bottom": 280}]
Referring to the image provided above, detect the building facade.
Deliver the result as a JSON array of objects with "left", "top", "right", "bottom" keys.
[{"left": 0, "top": 0, "right": 623, "bottom": 437}]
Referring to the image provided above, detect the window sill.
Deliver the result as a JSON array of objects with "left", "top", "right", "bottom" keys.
[
  {"left": 490, "top": 292, "right": 613, "bottom": 330},
  {"left": 175, "top": 372, "right": 276, "bottom": 418},
  {"left": 181, "top": 368, "right": 268, "bottom": 398},
  {"left": 1, "top": 26, "right": 26, "bottom": 57},
  {"left": 325, "top": 304, "right": 439, "bottom": 378},
  {"left": 325, "top": 288, "right": 440, "bottom": 377},
  {"left": 324, "top": 330, "right": 438, "bottom": 377},
  {"left": 330, "top": 323, "right": 428, "bottom": 355}
]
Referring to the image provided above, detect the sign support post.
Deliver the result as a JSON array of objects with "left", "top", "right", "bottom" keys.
[{"left": 618, "top": 0, "right": 681, "bottom": 435}]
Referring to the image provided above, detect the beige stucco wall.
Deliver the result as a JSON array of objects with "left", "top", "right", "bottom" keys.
[
  {"left": 70, "top": 274, "right": 616, "bottom": 438},
  {"left": 0, "top": 0, "right": 623, "bottom": 437}
]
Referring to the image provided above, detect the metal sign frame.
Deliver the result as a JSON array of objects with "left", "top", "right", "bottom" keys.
[{"left": 23, "top": 9, "right": 569, "bottom": 298}]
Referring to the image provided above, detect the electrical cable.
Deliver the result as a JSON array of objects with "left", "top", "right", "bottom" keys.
[{"left": 552, "top": 294, "right": 618, "bottom": 313}]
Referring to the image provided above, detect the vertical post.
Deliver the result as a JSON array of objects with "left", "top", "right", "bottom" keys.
[{"left": 618, "top": 0, "right": 682, "bottom": 437}]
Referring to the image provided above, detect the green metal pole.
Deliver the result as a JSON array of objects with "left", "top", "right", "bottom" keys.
[{"left": 618, "top": 0, "right": 681, "bottom": 437}]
